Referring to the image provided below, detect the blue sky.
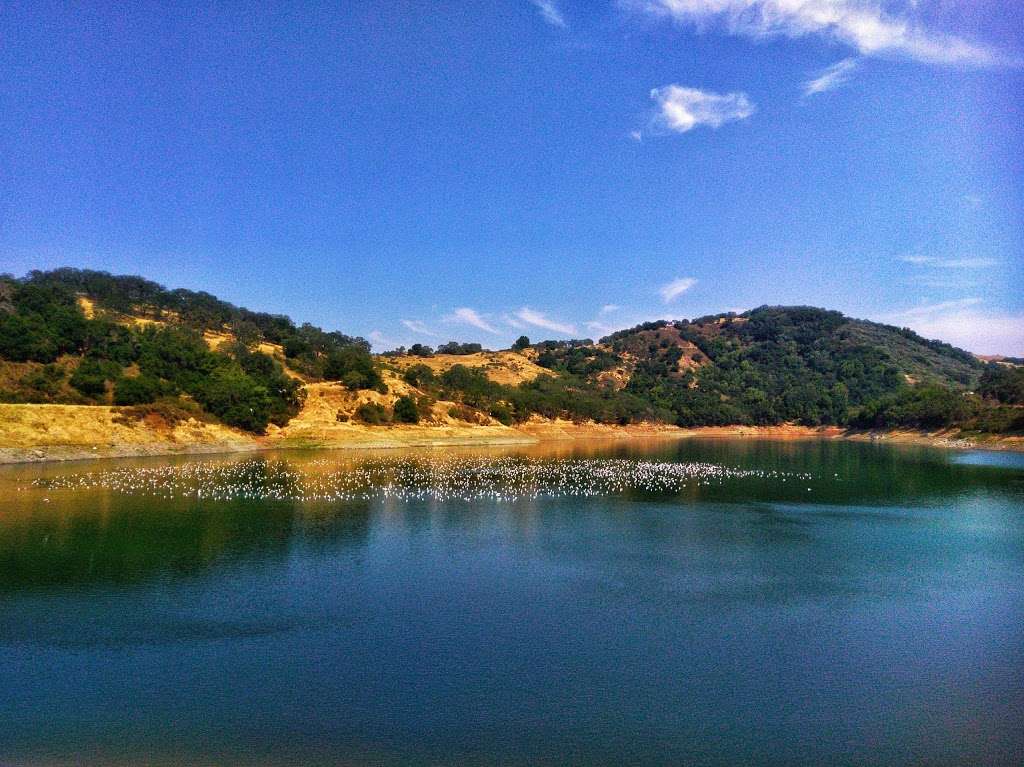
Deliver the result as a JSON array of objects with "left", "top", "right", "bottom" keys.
[{"left": 2, "top": 1, "right": 1022, "bottom": 353}]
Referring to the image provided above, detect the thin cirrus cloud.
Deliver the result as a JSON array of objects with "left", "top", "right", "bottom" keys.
[
  {"left": 585, "top": 320, "right": 617, "bottom": 337},
  {"left": 899, "top": 255, "right": 998, "bottom": 269},
  {"left": 515, "top": 307, "right": 578, "bottom": 336},
  {"left": 626, "top": 0, "right": 1007, "bottom": 66},
  {"left": 648, "top": 85, "right": 754, "bottom": 134},
  {"left": 445, "top": 307, "right": 500, "bottom": 334},
  {"left": 530, "top": 0, "right": 567, "bottom": 28},
  {"left": 659, "top": 276, "right": 698, "bottom": 303},
  {"left": 503, "top": 313, "right": 528, "bottom": 330},
  {"left": 887, "top": 299, "right": 1024, "bottom": 355},
  {"left": 368, "top": 330, "right": 399, "bottom": 349},
  {"left": 894, "top": 297, "right": 983, "bottom": 318},
  {"left": 803, "top": 58, "right": 859, "bottom": 96},
  {"left": 401, "top": 319, "right": 436, "bottom": 336}
]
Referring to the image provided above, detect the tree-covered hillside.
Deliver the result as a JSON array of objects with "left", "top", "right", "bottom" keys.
[
  {"left": 2, "top": 270, "right": 1020, "bottom": 435},
  {"left": 0, "top": 269, "right": 382, "bottom": 433},
  {"left": 530, "top": 306, "right": 1019, "bottom": 433}
]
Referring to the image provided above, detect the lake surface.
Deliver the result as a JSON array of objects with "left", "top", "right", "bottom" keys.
[{"left": 1, "top": 439, "right": 1022, "bottom": 766}]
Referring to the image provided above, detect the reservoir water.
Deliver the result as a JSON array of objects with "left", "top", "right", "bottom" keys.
[{"left": 1, "top": 439, "right": 1022, "bottom": 765}]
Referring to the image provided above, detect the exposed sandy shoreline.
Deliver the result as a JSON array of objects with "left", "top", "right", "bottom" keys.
[{"left": 1, "top": 403, "right": 1020, "bottom": 464}]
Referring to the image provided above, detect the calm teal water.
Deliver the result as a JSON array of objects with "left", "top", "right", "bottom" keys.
[{"left": 1, "top": 440, "right": 1022, "bottom": 766}]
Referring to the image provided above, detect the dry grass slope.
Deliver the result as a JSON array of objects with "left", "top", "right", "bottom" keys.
[{"left": 387, "top": 352, "right": 549, "bottom": 386}]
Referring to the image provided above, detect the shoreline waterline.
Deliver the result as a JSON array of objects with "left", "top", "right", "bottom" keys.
[{"left": 1, "top": 421, "right": 1020, "bottom": 466}]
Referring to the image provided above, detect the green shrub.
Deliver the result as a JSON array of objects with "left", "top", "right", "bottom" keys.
[
  {"left": 113, "top": 375, "right": 164, "bottom": 406},
  {"left": 341, "top": 370, "right": 368, "bottom": 390},
  {"left": 70, "top": 358, "right": 119, "bottom": 398},
  {"left": 393, "top": 395, "right": 420, "bottom": 424},
  {"left": 488, "top": 402, "right": 513, "bottom": 425},
  {"left": 19, "top": 364, "right": 65, "bottom": 399},
  {"left": 324, "top": 346, "right": 383, "bottom": 390},
  {"left": 355, "top": 402, "right": 390, "bottom": 425},
  {"left": 402, "top": 363, "right": 435, "bottom": 388},
  {"left": 448, "top": 404, "right": 482, "bottom": 423},
  {"left": 978, "top": 364, "right": 1024, "bottom": 405},
  {"left": 194, "top": 365, "right": 273, "bottom": 433}
]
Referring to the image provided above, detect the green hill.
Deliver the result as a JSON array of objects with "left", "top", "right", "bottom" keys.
[{"left": 1, "top": 269, "right": 1021, "bottom": 435}]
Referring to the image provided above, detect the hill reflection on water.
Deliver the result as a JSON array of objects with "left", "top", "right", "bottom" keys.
[{"left": 0, "top": 438, "right": 1020, "bottom": 592}]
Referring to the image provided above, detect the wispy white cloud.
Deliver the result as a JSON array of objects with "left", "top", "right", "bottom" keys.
[
  {"left": 599, "top": 304, "right": 620, "bottom": 315},
  {"left": 899, "top": 255, "right": 998, "bottom": 269},
  {"left": 803, "top": 57, "right": 858, "bottom": 95},
  {"left": 445, "top": 307, "right": 500, "bottom": 334},
  {"left": 401, "top": 319, "right": 436, "bottom": 336},
  {"left": 648, "top": 85, "right": 754, "bottom": 134},
  {"left": 515, "top": 307, "right": 578, "bottom": 336},
  {"left": 936, "top": 258, "right": 999, "bottom": 269},
  {"left": 531, "top": 0, "right": 567, "bottom": 28},
  {"left": 908, "top": 275, "right": 983, "bottom": 290},
  {"left": 503, "top": 313, "right": 528, "bottom": 330},
  {"left": 894, "top": 297, "right": 983, "bottom": 318},
  {"left": 659, "top": 276, "right": 698, "bottom": 303},
  {"left": 585, "top": 320, "right": 618, "bottom": 337},
  {"left": 628, "top": 0, "right": 1007, "bottom": 66},
  {"left": 368, "top": 329, "right": 399, "bottom": 350},
  {"left": 886, "top": 299, "right": 1024, "bottom": 355}
]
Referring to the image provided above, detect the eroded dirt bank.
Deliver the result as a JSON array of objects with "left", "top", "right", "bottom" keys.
[{"left": 2, "top": 403, "right": 1020, "bottom": 464}]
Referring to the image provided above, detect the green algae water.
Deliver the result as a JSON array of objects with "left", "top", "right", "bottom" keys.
[{"left": 1, "top": 439, "right": 1022, "bottom": 766}]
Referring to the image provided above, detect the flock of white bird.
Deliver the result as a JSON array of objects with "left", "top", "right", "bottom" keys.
[{"left": 29, "top": 456, "right": 817, "bottom": 504}]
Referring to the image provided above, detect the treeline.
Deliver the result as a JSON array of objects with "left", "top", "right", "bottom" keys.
[{"left": 383, "top": 341, "right": 487, "bottom": 358}]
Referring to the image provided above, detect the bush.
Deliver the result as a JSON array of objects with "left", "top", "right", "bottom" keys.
[
  {"left": 488, "top": 402, "right": 513, "bottom": 425},
  {"left": 194, "top": 365, "right": 273, "bottom": 433},
  {"left": 111, "top": 398, "right": 206, "bottom": 428},
  {"left": 323, "top": 346, "right": 382, "bottom": 390},
  {"left": 440, "top": 364, "right": 500, "bottom": 406},
  {"left": 393, "top": 395, "right": 420, "bottom": 424},
  {"left": 409, "top": 343, "right": 434, "bottom": 357},
  {"left": 0, "top": 282, "right": 89, "bottom": 363},
  {"left": 233, "top": 346, "right": 303, "bottom": 426},
  {"left": 341, "top": 370, "right": 368, "bottom": 390},
  {"left": 402, "top": 363, "right": 435, "bottom": 388},
  {"left": 448, "top": 404, "right": 483, "bottom": 423},
  {"left": 19, "top": 364, "right": 65, "bottom": 399},
  {"left": 70, "top": 358, "right": 118, "bottom": 398},
  {"left": 0, "top": 313, "right": 58, "bottom": 362},
  {"left": 437, "top": 341, "right": 484, "bottom": 355},
  {"left": 355, "top": 402, "right": 390, "bottom": 425},
  {"left": 136, "top": 325, "right": 218, "bottom": 392},
  {"left": 113, "top": 375, "right": 165, "bottom": 405},
  {"left": 978, "top": 364, "right": 1024, "bottom": 405}
]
